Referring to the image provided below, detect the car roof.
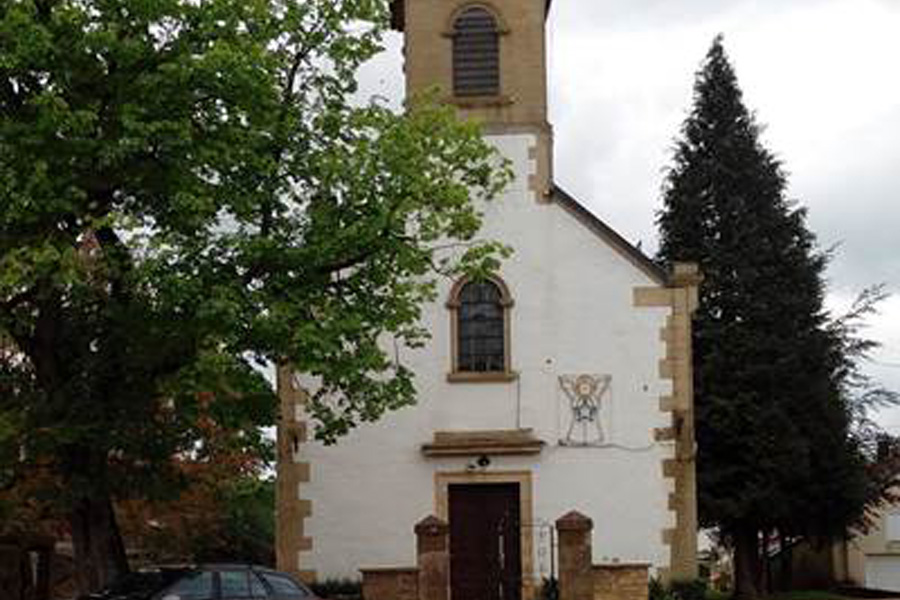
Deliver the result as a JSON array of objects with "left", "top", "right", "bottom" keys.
[
  {"left": 142, "top": 564, "right": 302, "bottom": 579},
  {"left": 196, "top": 564, "right": 280, "bottom": 572}
]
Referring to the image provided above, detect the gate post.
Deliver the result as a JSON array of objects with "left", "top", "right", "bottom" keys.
[
  {"left": 556, "top": 511, "right": 594, "bottom": 600},
  {"left": 415, "top": 515, "right": 450, "bottom": 600}
]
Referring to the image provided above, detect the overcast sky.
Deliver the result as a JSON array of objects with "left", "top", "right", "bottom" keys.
[{"left": 357, "top": 0, "right": 900, "bottom": 429}]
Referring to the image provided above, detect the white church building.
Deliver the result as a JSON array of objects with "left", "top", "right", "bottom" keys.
[{"left": 276, "top": 2, "right": 701, "bottom": 599}]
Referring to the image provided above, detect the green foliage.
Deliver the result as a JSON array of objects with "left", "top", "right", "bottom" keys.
[
  {"left": 656, "top": 35, "right": 886, "bottom": 593},
  {"left": 650, "top": 578, "right": 709, "bottom": 600},
  {"left": 192, "top": 477, "right": 276, "bottom": 565},
  {"left": 767, "top": 592, "right": 853, "bottom": 600},
  {"left": 705, "top": 589, "right": 731, "bottom": 600},
  {"left": 671, "top": 579, "right": 710, "bottom": 600},
  {"left": 0, "top": 0, "right": 511, "bottom": 588},
  {"left": 649, "top": 578, "right": 673, "bottom": 600}
]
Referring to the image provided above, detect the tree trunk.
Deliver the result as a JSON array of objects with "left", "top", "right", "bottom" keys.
[
  {"left": 779, "top": 532, "right": 792, "bottom": 592},
  {"left": 733, "top": 524, "right": 760, "bottom": 600},
  {"left": 69, "top": 492, "right": 129, "bottom": 594}
]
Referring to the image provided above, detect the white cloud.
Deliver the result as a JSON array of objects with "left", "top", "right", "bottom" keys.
[
  {"left": 356, "top": 0, "right": 900, "bottom": 420},
  {"left": 547, "top": 0, "right": 900, "bottom": 420}
]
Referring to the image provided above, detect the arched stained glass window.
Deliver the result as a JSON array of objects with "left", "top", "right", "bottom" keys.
[
  {"left": 457, "top": 280, "right": 506, "bottom": 372},
  {"left": 452, "top": 7, "right": 500, "bottom": 97}
]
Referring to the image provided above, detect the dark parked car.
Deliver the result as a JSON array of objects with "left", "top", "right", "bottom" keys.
[{"left": 78, "top": 564, "right": 320, "bottom": 600}]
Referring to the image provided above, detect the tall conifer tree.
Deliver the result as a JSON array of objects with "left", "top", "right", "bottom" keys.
[{"left": 657, "top": 36, "right": 867, "bottom": 597}]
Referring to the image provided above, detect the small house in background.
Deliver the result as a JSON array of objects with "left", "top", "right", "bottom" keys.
[
  {"left": 836, "top": 507, "right": 900, "bottom": 592},
  {"left": 764, "top": 507, "right": 900, "bottom": 593},
  {"left": 767, "top": 440, "right": 900, "bottom": 594},
  {"left": 276, "top": 2, "right": 701, "bottom": 599}
]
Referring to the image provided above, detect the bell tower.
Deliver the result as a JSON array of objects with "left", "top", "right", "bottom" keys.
[{"left": 391, "top": 0, "right": 553, "bottom": 199}]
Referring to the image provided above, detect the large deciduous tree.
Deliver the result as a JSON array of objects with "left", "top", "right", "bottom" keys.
[
  {"left": 116, "top": 396, "right": 277, "bottom": 566},
  {"left": 657, "top": 36, "right": 887, "bottom": 598},
  {"left": 0, "top": 0, "right": 511, "bottom": 593}
]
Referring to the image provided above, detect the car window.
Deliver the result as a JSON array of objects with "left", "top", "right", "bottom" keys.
[
  {"left": 163, "top": 571, "right": 214, "bottom": 600},
  {"left": 219, "top": 570, "right": 257, "bottom": 599},
  {"left": 259, "top": 573, "right": 310, "bottom": 598},
  {"left": 249, "top": 573, "right": 269, "bottom": 598},
  {"left": 109, "top": 570, "right": 186, "bottom": 597}
]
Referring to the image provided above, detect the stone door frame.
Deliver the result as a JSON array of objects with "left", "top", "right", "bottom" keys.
[{"left": 434, "top": 470, "right": 536, "bottom": 600}]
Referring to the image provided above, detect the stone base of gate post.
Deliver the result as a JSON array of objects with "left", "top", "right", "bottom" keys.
[
  {"left": 361, "top": 567, "right": 419, "bottom": 600},
  {"left": 415, "top": 515, "right": 450, "bottom": 600},
  {"left": 556, "top": 511, "right": 594, "bottom": 600},
  {"left": 593, "top": 564, "right": 650, "bottom": 600}
]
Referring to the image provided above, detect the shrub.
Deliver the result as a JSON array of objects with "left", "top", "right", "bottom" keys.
[
  {"left": 650, "top": 577, "right": 709, "bottom": 600},
  {"left": 670, "top": 579, "right": 708, "bottom": 600},
  {"left": 650, "top": 578, "right": 676, "bottom": 600}
]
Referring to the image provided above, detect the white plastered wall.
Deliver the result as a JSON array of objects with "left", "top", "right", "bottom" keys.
[{"left": 295, "top": 133, "right": 675, "bottom": 581}]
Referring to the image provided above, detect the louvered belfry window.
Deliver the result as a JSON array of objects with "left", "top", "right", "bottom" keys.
[
  {"left": 458, "top": 280, "right": 505, "bottom": 372},
  {"left": 452, "top": 7, "right": 500, "bottom": 97}
]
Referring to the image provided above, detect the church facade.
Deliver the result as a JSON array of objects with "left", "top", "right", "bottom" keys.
[{"left": 276, "top": 2, "right": 701, "bottom": 598}]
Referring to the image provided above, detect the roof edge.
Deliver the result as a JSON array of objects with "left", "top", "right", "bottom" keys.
[
  {"left": 550, "top": 184, "right": 668, "bottom": 285},
  {"left": 390, "top": 0, "right": 553, "bottom": 31}
]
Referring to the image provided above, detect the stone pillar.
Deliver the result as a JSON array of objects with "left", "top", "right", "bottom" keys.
[
  {"left": 275, "top": 364, "right": 314, "bottom": 583},
  {"left": 667, "top": 263, "right": 701, "bottom": 581},
  {"left": 557, "top": 511, "right": 594, "bottom": 600},
  {"left": 415, "top": 516, "right": 450, "bottom": 600}
]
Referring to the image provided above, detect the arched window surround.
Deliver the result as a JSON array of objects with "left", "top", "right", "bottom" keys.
[
  {"left": 446, "top": 276, "right": 516, "bottom": 383},
  {"left": 444, "top": 3, "right": 509, "bottom": 99},
  {"left": 443, "top": 3, "right": 511, "bottom": 36}
]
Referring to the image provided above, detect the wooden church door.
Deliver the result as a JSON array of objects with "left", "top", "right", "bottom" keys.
[{"left": 449, "top": 483, "right": 522, "bottom": 600}]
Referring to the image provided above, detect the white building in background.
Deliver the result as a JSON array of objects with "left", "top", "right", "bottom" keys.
[
  {"left": 276, "top": 2, "right": 701, "bottom": 599},
  {"left": 839, "top": 506, "right": 900, "bottom": 592}
]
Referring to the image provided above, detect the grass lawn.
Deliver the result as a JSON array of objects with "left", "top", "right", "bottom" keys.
[
  {"left": 766, "top": 592, "right": 855, "bottom": 600},
  {"left": 704, "top": 590, "right": 858, "bottom": 600}
]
